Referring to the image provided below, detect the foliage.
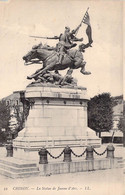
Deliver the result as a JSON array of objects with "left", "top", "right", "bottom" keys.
[
  {"left": 14, "top": 105, "right": 24, "bottom": 132},
  {"left": 0, "top": 100, "right": 10, "bottom": 130},
  {"left": 0, "top": 100, "right": 24, "bottom": 142},
  {"left": 88, "top": 93, "right": 113, "bottom": 134},
  {"left": 0, "top": 100, "right": 10, "bottom": 142},
  {"left": 9, "top": 106, "right": 24, "bottom": 135}
]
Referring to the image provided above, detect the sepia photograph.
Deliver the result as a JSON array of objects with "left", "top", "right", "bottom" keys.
[{"left": 0, "top": 0, "right": 124, "bottom": 195}]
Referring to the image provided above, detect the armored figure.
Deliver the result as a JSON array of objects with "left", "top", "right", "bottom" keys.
[{"left": 56, "top": 25, "right": 83, "bottom": 64}]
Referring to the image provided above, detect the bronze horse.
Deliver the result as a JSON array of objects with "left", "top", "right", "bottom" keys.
[{"left": 23, "top": 43, "right": 91, "bottom": 79}]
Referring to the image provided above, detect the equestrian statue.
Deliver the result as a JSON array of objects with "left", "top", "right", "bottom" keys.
[{"left": 23, "top": 8, "right": 93, "bottom": 86}]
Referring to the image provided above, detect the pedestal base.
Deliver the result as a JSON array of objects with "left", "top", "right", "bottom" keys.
[{"left": 13, "top": 85, "right": 101, "bottom": 161}]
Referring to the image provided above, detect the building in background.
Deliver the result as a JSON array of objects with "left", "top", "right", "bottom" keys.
[
  {"left": 2, "top": 91, "right": 24, "bottom": 111},
  {"left": 112, "top": 102, "right": 123, "bottom": 130},
  {"left": 100, "top": 95, "right": 123, "bottom": 143},
  {"left": 112, "top": 95, "right": 123, "bottom": 131},
  {"left": 1, "top": 90, "right": 25, "bottom": 138}
]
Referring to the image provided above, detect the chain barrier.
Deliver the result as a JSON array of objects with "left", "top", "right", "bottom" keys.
[
  {"left": 93, "top": 148, "right": 107, "bottom": 156},
  {"left": 47, "top": 149, "right": 64, "bottom": 159},
  {"left": 71, "top": 149, "right": 86, "bottom": 157},
  {"left": 43, "top": 147, "right": 108, "bottom": 160}
]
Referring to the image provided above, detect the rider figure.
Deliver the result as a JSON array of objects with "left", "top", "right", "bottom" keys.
[{"left": 56, "top": 25, "right": 83, "bottom": 65}]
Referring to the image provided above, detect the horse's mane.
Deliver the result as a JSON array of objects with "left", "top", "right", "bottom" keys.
[{"left": 42, "top": 44, "right": 56, "bottom": 51}]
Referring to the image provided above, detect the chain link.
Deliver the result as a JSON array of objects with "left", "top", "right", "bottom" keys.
[
  {"left": 47, "top": 149, "right": 64, "bottom": 159},
  {"left": 71, "top": 149, "right": 86, "bottom": 157},
  {"left": 45, "top": 147, "right": 107, "bottom": 159},
  {"left": 93, "top": 148, "right": 107, "bottom": 156}
]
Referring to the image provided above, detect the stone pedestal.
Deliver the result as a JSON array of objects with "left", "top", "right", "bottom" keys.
[{"left": 13, "top": 84, "right": 101, "bottom": 161}]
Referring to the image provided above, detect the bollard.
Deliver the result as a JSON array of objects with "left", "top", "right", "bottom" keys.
[
  {"left": 63, "top": 146, "right": 72, "bottom": 162},
  {"left": 106, "top": 144, "right": 115, "bottom": 158},
  {"left": 39, "top": 147, "right": 48, "bottom": 164},
  {"left": 86, "top": 146, "right": 94, "bottom": 160},
  {"left": 6, "top": 141, "right": 13, "bottom": 157}
]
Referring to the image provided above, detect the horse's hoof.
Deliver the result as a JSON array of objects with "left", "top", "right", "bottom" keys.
[
  {"left": 84, "top": 71, "right": 91, "bottom": 75},
  {"left": 81, "top": 70, "right": 91, "bottom": 75},
  {"left": 27, "top": 76, "right": 32, "bottom": 80}
]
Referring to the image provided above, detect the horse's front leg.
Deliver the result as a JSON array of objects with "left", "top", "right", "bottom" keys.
[
  {"left": 27, "top": 67, "right": 44, "bottom": 79},
  {"left": 27, "top": 63, "right": 55, "bottom": 79},
  {"left": 80, "top": 61, "right": 91, "bottom": 75},
  {"left": 38, "top": 63, "right": 55, "bottom": 76},
  {"left": 74, "top": 59, "right": 91, "bottom": 75}
]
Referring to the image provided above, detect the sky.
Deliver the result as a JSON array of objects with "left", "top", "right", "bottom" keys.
[{"left": 0, "top": 0, "right": 124, "bottom": 99}]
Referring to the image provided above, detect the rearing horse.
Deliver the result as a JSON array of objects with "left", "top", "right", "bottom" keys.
[{"left": 23, "top": 44, "right": 91, "bottom": 79}]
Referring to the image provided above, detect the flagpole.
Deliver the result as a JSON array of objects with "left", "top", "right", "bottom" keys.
[
  {"left": 81, "top": 7, "right": 89, "bottom": 25},
  {"left": 75, "top": 7, "right": 90, "bottom": 36}
]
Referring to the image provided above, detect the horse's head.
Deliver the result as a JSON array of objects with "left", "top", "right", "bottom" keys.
[
  {"left": 79, "top": 44, "right": 86, "bottom": 53},
  {"left": 23, "top": 43, "right": 56, "bottom": 66},
  {"left": 23, "top": 43, "right": 44, "bottom": 64},
  {"left": 23, "top": 49, "right": 38, "bottom": 65}
]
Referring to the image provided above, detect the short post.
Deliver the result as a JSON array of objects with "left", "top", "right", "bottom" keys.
[
  {"left": 86, "top": 145, "right": 94, "bottom": 160},
  {"left": 39, "top": 147, "right": 48, "bottom": 164},
  {"left": 106, "top": 144, "right": 115, "bottom": 158},
  {"left": 63, "top": 146, "right": 72, "bottom": 162},
  {"left": 6, "top": 141, "right": 13, "bottom": 157}
]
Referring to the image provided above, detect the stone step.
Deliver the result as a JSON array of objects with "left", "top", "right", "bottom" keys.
[
  {"left": 0, "top": 157, "right": 40, "bottom": 178},
  {"left": 117, "top": 160, "right": 123, "bottom": 163},
  {"left": 116, "top": 157, "right": 124, "bottom": 168},
  {"left": 117, "top": 164, "right": 124, "bottom": 168},
  {"left": 120, "top": 159, "right": 125, "bottom": 168},
  {"left": 115, "top": 157, "right": 123, "bottom": 162},
  {"left": 0, "top": 158, "right": 37, "bottom": 168},
  {"left": 0, "top": 163, "right": 39, "bottom": 173},
  {"left": 0, "top": 168, "right": 40, "bottom": 178}
]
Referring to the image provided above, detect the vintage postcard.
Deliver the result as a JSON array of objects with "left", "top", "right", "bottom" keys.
[{"left": 0, "top": 0, "right": 124, "bottom": 195}]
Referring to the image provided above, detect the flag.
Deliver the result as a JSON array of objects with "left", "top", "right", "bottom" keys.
[
  {"left": 82, "top": 11, "right": 91, "bottom": 26},
  {"left": 83, "top": 11, "right": 93, "bottom": 45},
  {"left": 86, "top": 25, "right": 93, "bottom": 45}
]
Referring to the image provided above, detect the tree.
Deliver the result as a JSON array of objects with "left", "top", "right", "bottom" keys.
[
  {"left": 88, "top": 93, "right": 113, "bottom": 137},
  {"left": 118, "top": 101, "right": 125, "bottom": 146},
  {"left": 9, "top": 108, "right": 19, "bottom": 133},
  {"left": 0, "top": 100, "right": 24, "bottom": 141},
  {"left": 14, "top": 105, "right": 24, "bottom": 132},
  {"left": 8, "top": 106, "right": 24, "bottom": 139},
  {"left": 0, "top": 100, "right": 10, "bottom": 142}
]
